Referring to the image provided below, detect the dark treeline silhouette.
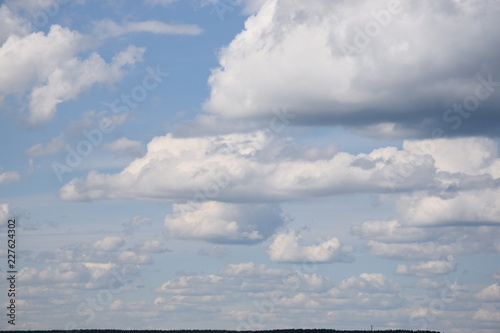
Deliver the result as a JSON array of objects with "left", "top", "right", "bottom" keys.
[{"left": 4, "top": 329, "right": 441, "bottom": 333}]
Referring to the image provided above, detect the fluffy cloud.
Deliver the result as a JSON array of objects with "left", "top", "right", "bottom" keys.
[
  {"left": 364, "top": 228, "right": 498, "bottom": 260},
  {"left": 118, "top": 250, "right": 152, "bottom": 264},
  {"left": 198, "top": 245, "right": 227, "bottom": 258},
  {"left": 59, "top": 130, "right": 445, "bottom": 202},
  {"left": 473, "top": 308, "right": 500, "bottom": 322},
  {"left": 164, "top": 201, "right": 285, "bottom": 244},
  {"left": 476, "top": 283, "right": 500, "bottom": 302},
  {"left": 267, "top": 231, "right": 353, "bottom": 263},
  {"left": 397, "top": 189, "right": 500, "bottom": 227},
  {"left": 28, "top": 44, "right": 145, "bottom": 124},
  {"left": 0, "top": 170, "right": 20, "bottom": 184},
  {"left": 0, "top": 203, "right": 10, "bottom": 226},
  {"left": 351, "top": 219, "right": 430, "bottom": 243},
  {"left": 0, "top": 23, "right": 145, "bottom": 124},
  {"left": 92, "top": 236, "right": 125, "bottom": 252},
  {"left": 103, "top": 138, "right": 145, "bottom": 158},
  {"left": 134, "top": 240, "right": 170, "bottom": 253},
  {"left": 202, "top": 0, "right": 500, "bottom": 138},
  {"left": 396, "top": 255, "right": 456, "bottom": 277},
  {"left": 26, "top": 136, "right": 66, "bottom": 157},
  {"left": 337, "top": 273, "right": 401, "bottom": 294}
]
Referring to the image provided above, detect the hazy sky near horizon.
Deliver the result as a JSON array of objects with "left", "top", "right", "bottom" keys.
[{"left": 1, "top": 0, "right": 500, "bottom": 331}]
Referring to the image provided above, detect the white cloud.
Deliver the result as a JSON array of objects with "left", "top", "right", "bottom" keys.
[
  {"left": 103, "top": 138, "right": 145, "bottom": 158},
  {"left": 337, "top": 273, "right": 401, "bottom": 294},
  {"left": 267, "top": 231, "right": 353, "bottom": 263},
  {"left": 351, "top": 219, "right": 430, "bottom": 243},
  {"left": 92, "top": 236, "right": 125, "bottom": 252},
  {"left": 476, "top": 283, "right": 500, "bottom": 302},
  {"left": 135, "top": 240, "right": 169, "bottom": 253},
  {"left": 404, "top": 137, "right": 498, "bottom": 175},
  {"left": 198, "top": 245, "right": 227, "bottom": 258},
  {"left": 0, "top": 203, "right": 10, "bottom": 227},
  {"left": 164, "top": 201, "right": 284, "bottom": 244},
  {"left": 28, "top": 44, "right": 145, "bottom": 124},
  {"left": 59, "top": 131, "right": 442, "bottom": 202},
  {"left": 26, "top": 136, "right": 66, "bottom": 157},
  {"left": 473, "top": 308, "right": 500, "bottom": 322},
  {"left": 0, "top": 4, "right": 29, "bottom": 44},
  {"left": 202, "top": 0, "right": 500, "bottom": 137},
  {"left": 118, "top": 250, "right": 152, "bottom": 264},
  {"left": 0, "top": 22, "right": 145, "bottom": 124},
  {"left": 397, "top": 189, "right": 500, "bottom": 227},
  {"left": 396, "top": 255, "right": 456, "bottom": 277},
  {"left": 0, "top": 170, "right": 20, "bottom": 184},
  {"left": 92, "top": 19, "right": 203, "bottom": 39},
  {"left": 122, "top": 215, "right": 152, "bottom": 234}
]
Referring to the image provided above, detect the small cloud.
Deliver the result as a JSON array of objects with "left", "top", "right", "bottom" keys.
[
  {"left": 26, "top": 136, "right": 66, "bottom": 157},
  {"left": 103, "top": 137, "right": 145, "bottom": 158},
  {"left": 0, "top": 170, "right": 20, "bottom": 184},
  {"left": 396, "top": 255, "right": 457, "bottom": 277},
  {"left": 122, "top": 215, "right": 152, "bottom": 234},
  {"left": 92, "top": 236, "right": 125, "bottom": 252},
  {"left": 476, "top": 283, "right": 500, "bottom": 302},
  {"left": 198, "top": 245, "right": 227, "bottom": 258},
  {"left": 267, "top": 230, "right": 354, "bottom": 263}
]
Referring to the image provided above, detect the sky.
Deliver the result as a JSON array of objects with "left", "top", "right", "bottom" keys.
[{"left": 0, "top": 0, "right": 500, "bottom": 331}]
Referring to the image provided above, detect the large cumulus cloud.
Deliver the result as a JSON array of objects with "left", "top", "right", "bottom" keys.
[{"left": 202, "top": 0, "right": 500, "bottom": 138}]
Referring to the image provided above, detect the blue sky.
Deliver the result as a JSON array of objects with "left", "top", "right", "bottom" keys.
[{"left": 1, "top": 0, "right": 500, "bottom": 331}]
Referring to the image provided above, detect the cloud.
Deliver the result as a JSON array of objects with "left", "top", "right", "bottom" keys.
[
  {"left": 396, "top": 255, "right": 456, "bottom": 277},
  {"left": 92, "top": 236, "right": 125, "bottom": 252},
  {"left": 26, "top": 136, "right": 66, "bottom": 157},
  {"left": 338, "top": 273, "right": 401, "bottom": 294},
  {"left": 0, "top": 23, "right": 145, "bottom": 124},
  {"left": 0, "top": 4, "right": 29, "bottom": 44},
  {"left": 325, "top": 273, "right": 403, "bottom": 310},
  {"left": 122, "top": 215, "right": 152, "bottom": 234},
  {"left": 103, "top": 138, "right": 145, "bottom": 158},
  {"left": 0, "top": 170, "right": 20, "bottom": 184},
  {"left": 92, "top": 19, "right": 203, "bottom": 39},
  {"left": 59, "top": 131, "right": 443, "bottom": 202},
  {"left": 476, "top": 283, "right": 500, "bottom": 302},
  {"left": 0, "top": 203, "right": 10, "bottom": 226},
  {"left": 198, "top": 245, "right": 227, "bottom": 258},
  {"left": 351, "top": 219, "right": 430, "bottom": 243},
  {"left": 362, "top": 223, "right": 500, "bottom": 260},
  {"left": 397, "top": 189, "right": 500, "bottom": 227},
  {"left": 164, "top": 201, "right": 285, "bottom": 244},
  {"left": 28, "top": 44, "right": 145, "bottom": 124},
  {"left": 118, "top": 251, "right": 152, "bottom": 264},
  {"left": 473, "top": 308, "right": 500, "bottom": 322},
  {"left": 267, "top": 230, "right": 354, "bottom": 263},
  {"left": 135, "top": 240, "right": 170, "bottom": 253},
  {"left": 202, "top": 0, "right": 500, "bottom": 138}
]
